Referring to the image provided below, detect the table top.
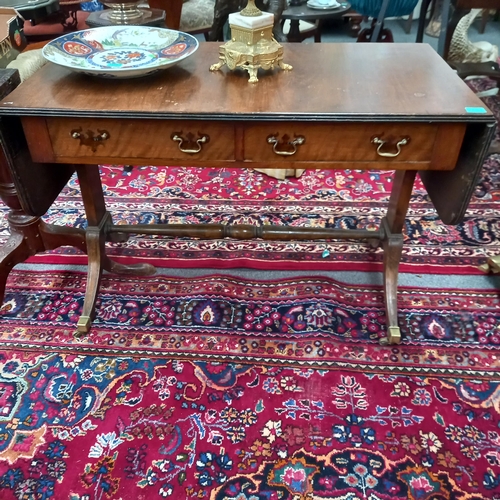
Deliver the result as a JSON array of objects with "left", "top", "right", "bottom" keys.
[
  {"left": 282, "top": 2, "right": 351, "bottom": 20},
  {"left": 0, "top": 42, "right": 492, "bottom": 123}
]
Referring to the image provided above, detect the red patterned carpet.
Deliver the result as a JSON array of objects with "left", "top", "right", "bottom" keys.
[
  {"left": 0, "top": 84, "right": 500, "bottom": 498},
  {"left": 0, "top": 163, "right": 498, "bottom": 498},
  {"left": 0, "top": 351, "right": 499, "bottom": 500},
  {"left": 33, "top": 160, "right": 500, "bottom": 274}
]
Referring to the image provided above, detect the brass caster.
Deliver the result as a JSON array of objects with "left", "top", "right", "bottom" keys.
[
  {"left": 387, "top": 326, "right": 401, "bottom": 345},
  {"left": 76, "top": 315, "right": 92, "bottom": 336},
  {"left": 479, "top": 256, "right": 500, "bottom": 274},
  {"left": 379, "top": 327, "right": 402, "bottom": 345}
]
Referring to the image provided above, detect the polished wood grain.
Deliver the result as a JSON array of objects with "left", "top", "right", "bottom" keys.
[
  {"left": 0, "top": 43, "right": 492, "bottom": 122},
  {"left": 24, "top": 117, "right": 466, "bottom": 171},
  {"left": 243, "top": 122, "right": 463, "bottom": 165},
  {"left": 46, "top": 118, "right": 235, "bottom": 162},
  {"left": 0, "top": 43, "right": 493, "bottom": 346}
]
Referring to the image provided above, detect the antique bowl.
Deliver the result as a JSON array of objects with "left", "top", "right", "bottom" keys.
[{"left": 42, "top": 26, "right": 199, "bottom": 78}]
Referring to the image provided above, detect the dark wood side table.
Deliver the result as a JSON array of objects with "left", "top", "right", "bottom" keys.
[
  {"left": 281, "top": 2, "right": 351, "bottom": 42},
  {"left": 0, "top": 43, "right": 494, "bottom": 345}
]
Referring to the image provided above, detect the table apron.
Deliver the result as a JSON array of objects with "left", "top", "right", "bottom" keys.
[{"left": 21, "top": 116, "right": 466, "bottom": 172}]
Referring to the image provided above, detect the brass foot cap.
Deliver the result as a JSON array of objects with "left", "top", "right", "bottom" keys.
[
  {"left": 380, "top": 326, "right": 401, "bottom": 345},
  {"left": 76, "top": 316, "right": 92, "bottom": 335},
  {"left": 387, "top": 326, "right": 401, "bottom": 344}
]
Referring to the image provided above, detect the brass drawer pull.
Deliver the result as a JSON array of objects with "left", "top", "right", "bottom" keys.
[
  {"left": 371, "top": 136, "right": 410, "bottom": 158},
  {"left": 70, "top": 127, "right": 110, "bottom": 152},
  {"left": 171, "top": 132, "right": 209, "bottom": 154},
  {"left": 267, "top": 134, "right": 305, "bottom": 156}
]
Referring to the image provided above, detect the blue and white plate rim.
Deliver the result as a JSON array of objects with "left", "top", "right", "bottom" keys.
[{"left": 42, "top": 25, "right": 199, "bottom": 74}]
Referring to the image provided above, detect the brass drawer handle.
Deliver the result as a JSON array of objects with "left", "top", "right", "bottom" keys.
[
  {"left": 70, "top": 127, "right": 110, "bottom": 152},
  {"left": 171, "top": 132, "right": 209, "bottom": 154},
  {"left": 371, "top": 136, "right": 410, "bottom": 158},
  {"left": 267, "top": 134, "right": 305, "bottom": 156}
]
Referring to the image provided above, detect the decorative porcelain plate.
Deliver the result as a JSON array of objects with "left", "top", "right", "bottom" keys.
[
  {"left": 306, "top": 0, "right": 342, "bottom": 8},
  {"left": 42, "top": 26, "right": 199, "bottom": 78}
]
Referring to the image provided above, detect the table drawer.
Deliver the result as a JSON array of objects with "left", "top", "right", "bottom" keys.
[
  {"left": 244, "top": 122, "right": 454, "bottom": 165},
  {"left": 45, "top": 118, "right": 235, "bottom": 162}
]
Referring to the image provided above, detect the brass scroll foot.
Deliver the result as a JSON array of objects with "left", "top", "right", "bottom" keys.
[{"left": 278, "top": 60, "right": 293, "bottom": 71}]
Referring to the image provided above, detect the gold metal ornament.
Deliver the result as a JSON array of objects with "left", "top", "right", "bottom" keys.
[
  {"left": 209, "top": 1, "right": 292, "bottom": 83},
  {"left": 240, "top": 0, "right": 261, "bottom": 16}
]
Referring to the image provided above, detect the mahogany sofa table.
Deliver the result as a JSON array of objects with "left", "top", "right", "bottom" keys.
[{"left": 0, "top": 43, "right": 494, "bottom": 345}]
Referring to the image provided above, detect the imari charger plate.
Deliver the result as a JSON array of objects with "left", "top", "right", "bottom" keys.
[{"left": 42, "top": 26, "right": 199, "bottom": 78}]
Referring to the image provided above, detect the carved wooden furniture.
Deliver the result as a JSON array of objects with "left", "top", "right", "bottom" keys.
[
  {"left": 21, "top": 0, "right": 90, "bottom": 42},
  {"left": 0, "top": 68, "right": 89, "bottom": 305},
  {"left": 149, "top": 0, "right": 214, "bottom": 35},
  {"left": 0, "top": 43, "right": 494, "bottom": 345},
  {"left": 5, "top": 0, "right": 87, "bottom": 42},
  {"left": 281, "top": 2, "right": 352, "bottom": 42},
  {"left": 3, "top": 0, "right": 60, "bottom": 25}
]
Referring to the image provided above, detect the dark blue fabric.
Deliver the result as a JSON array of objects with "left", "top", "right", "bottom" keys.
[{"left": 349, "top": 0, "right": 418, "bottom": 18}]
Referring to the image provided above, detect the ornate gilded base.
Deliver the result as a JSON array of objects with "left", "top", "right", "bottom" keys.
[
  {"left": 210, "top": 39, "right": 292, "bottom": 83},
  {"left": 210, "top": 20, "right": 292, "bottom": 83}
]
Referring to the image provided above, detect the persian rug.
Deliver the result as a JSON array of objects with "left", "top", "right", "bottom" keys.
[
  {"left": 0, "top": 270, "right": 499, "bottom": 371},
  {"left": 0, "top": 348, "right": 499, "bottom": 499},
  {"left": 0, "top": 78, "right": 499, "bottom": 499},
  {"left": 27, "top": 158, "right": 500, "bottom": 275},
  {"left": 0, "top": 270, "right": 499, "bottom": 499}
]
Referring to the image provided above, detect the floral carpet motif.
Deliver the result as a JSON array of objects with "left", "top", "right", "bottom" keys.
[
  {"left": 0, "top": 78, "right": 499, "bottom": 499},
  {"left": 19, "top": 157, "right": 499, "bottom": 274},
  {"left": 0, "top": 351, "right": 499, "bottom": 499},
  {"left": 0, "top": 271, "right": 500, "bottom": 375}
]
